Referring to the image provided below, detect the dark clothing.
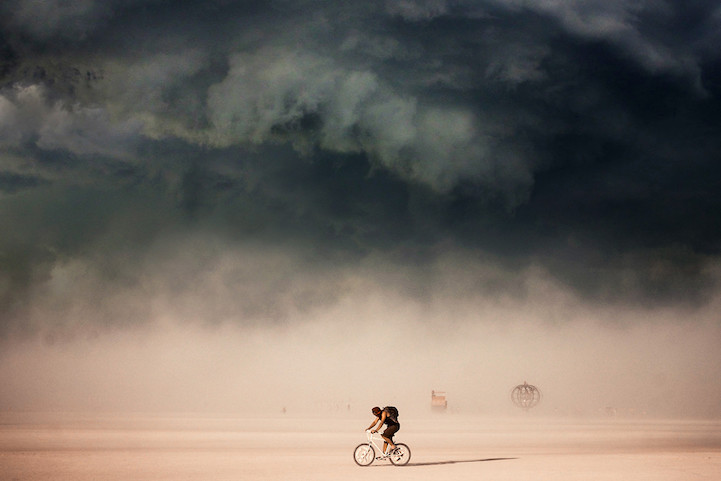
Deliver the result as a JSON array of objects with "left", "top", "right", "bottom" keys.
[
  {"left": 374, "top": 414, "right": 399, "bottom": 427},
  {"left": 376, "top": 408, "right": 400, "bottom": 441},
  {"left": 382, "top": 423, "right": 399, "bottom": 440},
  {"left": 383, "top": 406, "right": 398, "bottom": 426}
]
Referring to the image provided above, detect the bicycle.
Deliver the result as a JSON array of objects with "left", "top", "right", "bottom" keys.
[{"left": 353, "top": 430, "right": 411, "bottom": 466}]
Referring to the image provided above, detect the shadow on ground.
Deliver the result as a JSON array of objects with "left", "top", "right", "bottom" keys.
[{"left": 404, "top": 457, "right": 517, "bottom": 467}]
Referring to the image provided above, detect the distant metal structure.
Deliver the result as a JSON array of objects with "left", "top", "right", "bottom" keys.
[
  {"left": 511, "top": 382, "right": 541, "bottom": 410},
  {"left": 431, "top": 390, "right": 448, "bottom": 411}
]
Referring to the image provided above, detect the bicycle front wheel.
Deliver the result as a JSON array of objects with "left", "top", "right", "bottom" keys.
[
  {"left": 353, "top": 443, "right": 375, "bottom": 466},
  {"left": 389, "top": 443, "right": 411, "bottom": 466}
]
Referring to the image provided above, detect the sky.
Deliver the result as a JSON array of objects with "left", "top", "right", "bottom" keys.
[{"left": 1, "top": 0, "right": 721, "bottom": 418}]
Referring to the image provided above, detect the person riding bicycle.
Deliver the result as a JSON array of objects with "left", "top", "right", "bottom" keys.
[{"left": 366, "top": 406, "right": 399, "bottom": 456}]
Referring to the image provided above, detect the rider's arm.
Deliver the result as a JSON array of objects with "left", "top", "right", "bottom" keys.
[
  {"left": 366, "top": 416, "right": 381, "bottom": 431},
  {"left": 371, "top": 412, "right": 387, "bottom": 432}
]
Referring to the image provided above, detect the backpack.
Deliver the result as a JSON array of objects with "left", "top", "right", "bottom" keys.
[{"left": 384, "top": 406, "right": 399, "bottom": 422}]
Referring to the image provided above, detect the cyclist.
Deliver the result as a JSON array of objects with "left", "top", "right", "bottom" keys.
[{"left": 366, "top": 406, "right": 399, "bottom": 456}]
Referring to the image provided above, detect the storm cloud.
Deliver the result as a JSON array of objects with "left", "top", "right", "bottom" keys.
[{"left": 1, "top": 0, "right": 721, "bottom": 415}]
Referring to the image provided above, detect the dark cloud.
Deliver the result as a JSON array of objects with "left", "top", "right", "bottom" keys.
[{"left": 1, "top": 0, "right": 721, "bottom": 337}]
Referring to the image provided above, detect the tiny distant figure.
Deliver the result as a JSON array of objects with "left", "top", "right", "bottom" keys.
[{"left": 366, "top": 406, "right": 400, "bottom": 456}]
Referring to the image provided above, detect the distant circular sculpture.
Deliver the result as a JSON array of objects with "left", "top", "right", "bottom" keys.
[{"left": 511, "top": 382, "right": 541, "bottom": 410}]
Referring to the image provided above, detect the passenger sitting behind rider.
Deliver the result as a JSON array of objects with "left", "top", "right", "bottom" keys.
[{"left": 366, "top": 406, "right": 399, "bottom": 455}]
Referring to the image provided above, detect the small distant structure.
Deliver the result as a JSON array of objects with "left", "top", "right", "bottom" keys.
[
  {"left": 431, "top": 390, "right": 448, "bottom": 412},
  {"left": 511, "top": 382, "right": 541, "bottom": 410}
]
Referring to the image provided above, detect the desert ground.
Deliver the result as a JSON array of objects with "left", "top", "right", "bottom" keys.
[{"left": 1, "top": 412, "right": 720, "bottom": 481}]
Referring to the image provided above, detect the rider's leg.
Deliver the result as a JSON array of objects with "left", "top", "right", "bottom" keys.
[
  {"left": 381, "top": 435, "right": 396, "bottom": 453},
  {"left": 382, "top": 425, "right": 398, "bottom": 452}
]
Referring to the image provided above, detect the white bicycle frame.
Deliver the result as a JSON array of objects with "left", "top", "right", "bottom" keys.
[{"left": 364, "top": 430, "right": 392, "bottom": 455}]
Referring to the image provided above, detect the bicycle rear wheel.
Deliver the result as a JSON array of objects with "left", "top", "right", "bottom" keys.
[
  {"left": 389, "top": 443, "right": 411, "bottom": 466},
  {"left": 353, "top": 443, "right": 375, "bottom": 466}
]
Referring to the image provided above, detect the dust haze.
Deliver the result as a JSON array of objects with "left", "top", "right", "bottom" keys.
[{"left": 2, "top": 248, "right": 720, "bottom": 419}]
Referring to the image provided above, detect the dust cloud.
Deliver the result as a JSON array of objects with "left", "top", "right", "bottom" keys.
[{"left": 2, "top": 265, "right": 720, "bottom": 420}]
